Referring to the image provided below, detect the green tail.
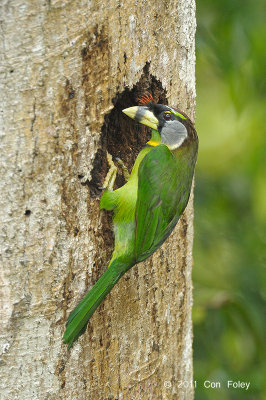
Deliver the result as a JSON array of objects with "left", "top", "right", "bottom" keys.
[{"left": 63, "top": 259, "right": 127, "bottom": 349}]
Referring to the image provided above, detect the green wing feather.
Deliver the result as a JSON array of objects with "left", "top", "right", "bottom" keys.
[{"left": 135, "top": 144, "right": 194, "bottom": 262}]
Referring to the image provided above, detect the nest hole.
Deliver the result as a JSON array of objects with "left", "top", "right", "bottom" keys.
[{"left": 89, "top": 64, "right": 167, "bottom": 197}]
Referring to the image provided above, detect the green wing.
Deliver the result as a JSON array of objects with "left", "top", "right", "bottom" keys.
[{"left": 135, "top": 144, "right": 192, "bottom": 262}]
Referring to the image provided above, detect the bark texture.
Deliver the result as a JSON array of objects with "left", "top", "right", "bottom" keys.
[{"left": 0, "top": 1, "right": 196, "bottom": 399}]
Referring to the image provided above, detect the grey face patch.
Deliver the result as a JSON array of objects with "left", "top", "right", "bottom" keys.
[{"left": 160, "top": 120, "right": 188, "bottom": 149}]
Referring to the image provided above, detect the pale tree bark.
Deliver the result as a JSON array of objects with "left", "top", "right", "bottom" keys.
[{"left": 0, "top": 1, "right": 196, "bottom": 399}]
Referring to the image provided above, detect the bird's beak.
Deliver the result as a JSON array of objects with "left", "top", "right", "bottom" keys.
[{"left": 122, "top": 106, "right": 159, "bottom": 130}]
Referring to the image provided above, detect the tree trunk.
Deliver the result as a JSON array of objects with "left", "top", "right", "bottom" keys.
[{"left": 0, "top": 1, "right": 196, "bottom": 399}]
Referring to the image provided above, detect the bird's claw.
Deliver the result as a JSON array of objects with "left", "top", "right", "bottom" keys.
[
  {"left": 114, "top": 156, "right": 130, "bottom": 181},
  {"left": 101, "top": 152, "right": 130, "bottom": 191},
  {"left": 102, "top": 152, "right": 118, "bottom": 191}
]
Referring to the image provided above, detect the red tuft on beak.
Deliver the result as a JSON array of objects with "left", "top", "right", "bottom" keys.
[{"left": 137, "top": 92, "right": 154, "bottom": 105}]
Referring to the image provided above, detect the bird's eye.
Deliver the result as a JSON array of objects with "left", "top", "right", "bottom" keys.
[{"left": 163, "top": 112, "right": 172, "bottom": 121}]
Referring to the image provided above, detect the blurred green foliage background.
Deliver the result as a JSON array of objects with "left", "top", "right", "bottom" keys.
[{"left": 193, "top": 0, "right": 266, "bottom": 398}]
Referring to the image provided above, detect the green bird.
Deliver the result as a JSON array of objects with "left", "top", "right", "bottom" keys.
[{"left": 63, "top": 95, "right": 198, "bottom": 348}]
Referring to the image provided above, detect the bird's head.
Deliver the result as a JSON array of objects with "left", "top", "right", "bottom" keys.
[{"left": 122, "top": 95, "right": 195, "bottom": 150}]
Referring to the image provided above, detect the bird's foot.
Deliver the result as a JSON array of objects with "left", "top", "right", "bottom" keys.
[
  {"left": 101, "top": 152, "right": 117, "bottom": 191},
  {"left": 115, "top": 157, "right": 130, "bottom": 181}
]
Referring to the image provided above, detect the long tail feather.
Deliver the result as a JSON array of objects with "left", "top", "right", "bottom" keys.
[{"left": 63, "top": 259, "right": 126, "bottom": 349}]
